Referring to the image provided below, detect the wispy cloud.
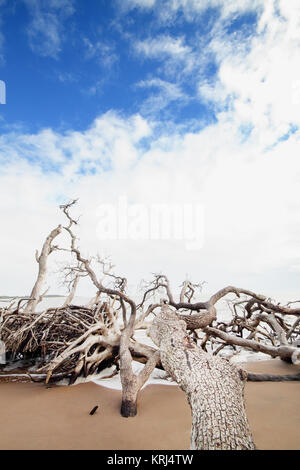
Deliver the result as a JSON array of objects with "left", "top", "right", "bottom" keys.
[
  {"left": 83, "top": 37, "right": 118, "bottom": 70},
  {"left": 134, "top": 34, "right": 190, "bottom": 60},
  {"left": 56, "top": 71, "right": 78, "bottom": 84},
  {"left": 129, "top": 3, "right": 261, "bottom": 116},
  {"left": 0, "top": 0, "right": 7, "bottom": 65},
  {"left": 121, "top": 0, "right": 262, "bottom": 22},
  {"left": 134, "top": 34, "right": 196, "bottom": 77},
  {"left": 117, "top": 0, "right": 157, "bottom": 11},
  {"left": 80, "top": 36, "right": 119, "bottom": 96},
  {"left": 23, "top": 0, "right": 75, "bottom": 59},
  {"left": 136, "top": 78, "right": 189, "bottom": 115}
]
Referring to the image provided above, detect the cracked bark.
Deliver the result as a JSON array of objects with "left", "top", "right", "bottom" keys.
[{"left": 150, "top": 306, "right": 255, "bottom": 450}]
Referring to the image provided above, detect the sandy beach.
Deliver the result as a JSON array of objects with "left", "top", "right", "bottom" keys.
[{"left": 0, "top": 358, "right": 299, "bottom": 450}]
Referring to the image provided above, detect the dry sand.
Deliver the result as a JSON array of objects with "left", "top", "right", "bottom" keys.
[{"left": 0, "top": 358, "right": 299, "bottom": 450}]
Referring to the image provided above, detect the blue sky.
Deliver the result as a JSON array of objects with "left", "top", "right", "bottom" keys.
[
  {"left": 0, "top": 0, "right": 300, "bottom": 300},
  {"left": 0, "top": 0, "right": 258, "bottom": 132}
]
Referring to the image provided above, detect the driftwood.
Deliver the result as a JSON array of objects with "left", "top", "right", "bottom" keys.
[
  {"left": 1, "top": 199, "right": 300, "bottom": 449},
  {"left": 150, "top": 306, "right": 255, "bottom": 450},
  {"left": 0, "top": 302, "right": 121, "bottom": 382},
  {"left": 24, "top": 225, "right": 62, "bottom": 313}
]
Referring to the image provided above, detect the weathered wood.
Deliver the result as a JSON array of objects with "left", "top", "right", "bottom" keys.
[
  {"left": 150, "top": 306, "right": 255, "bottom": 450},
  {"left": 25, "top": 225, "right": 62, "bottom": 313}
]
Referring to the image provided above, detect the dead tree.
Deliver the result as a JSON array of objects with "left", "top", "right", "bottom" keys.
[
  {"left": 24, "top": 225, "right": 62, "bottom": 313},
  {"left": 56, "top": 200, "right": 160, "bottom": 416},
  {"left": 1, "top": 200, "right": 300, "bottom": 449}
]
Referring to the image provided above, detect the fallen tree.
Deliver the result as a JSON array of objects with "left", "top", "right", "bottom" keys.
[{"left": 1, "top": 200, "right": 300, "bottom": 449}]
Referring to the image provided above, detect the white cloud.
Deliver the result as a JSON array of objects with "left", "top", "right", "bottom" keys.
[
  {"left": 136, "top": 78, "right": 188, "bottom": 115},
  {"left": 0, "top": 112, "right": 152, "bottom": 177},
  {"left": 122, "top": 0, "right": 263, "bottom": 22},
  {"left": 194, "top": 0, "right": 300, "bottom": 150},
  {"left": 23, "top": 0, "right": 75, "bottom": 58},
  {"left": 134, "top": 35, "right": 196, "bottom": 76},
  {"left": 135, "top": 35, "right": 190, "bottom": 58},
  {"left": 83, "top": 37, "right": 118, "bottom": 69},
  {"left": 127, "top": 0, "right": 157, "bottom": 9}
]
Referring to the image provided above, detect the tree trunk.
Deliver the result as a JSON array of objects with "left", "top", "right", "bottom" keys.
[
  {"left": 25, "top": 225, "right": 62, "bottom": 313},
  {"left": 119, "top": 326, "right": 160, "bottom": 418},
  {"left": 149, "top": 306, "right": 255, "bottom": 450},
  {"left": 119, "top": 327, "right": 138, "bottom": 417},
  {"left": 120, "top": 376, "right": 139, "bottom": 417}
]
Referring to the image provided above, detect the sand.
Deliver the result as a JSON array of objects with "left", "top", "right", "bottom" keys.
[{"left": 0, "top": 358, "right": 299, "bottom": 450}]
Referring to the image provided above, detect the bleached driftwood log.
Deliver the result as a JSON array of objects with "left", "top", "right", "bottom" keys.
[{"left": 150, "top": 305, "right": 255, "bottom": 450}]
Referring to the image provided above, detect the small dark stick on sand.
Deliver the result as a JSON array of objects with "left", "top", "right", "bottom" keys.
[{"left": 89, "top": 405, "right": 98, "bottom": 415}]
